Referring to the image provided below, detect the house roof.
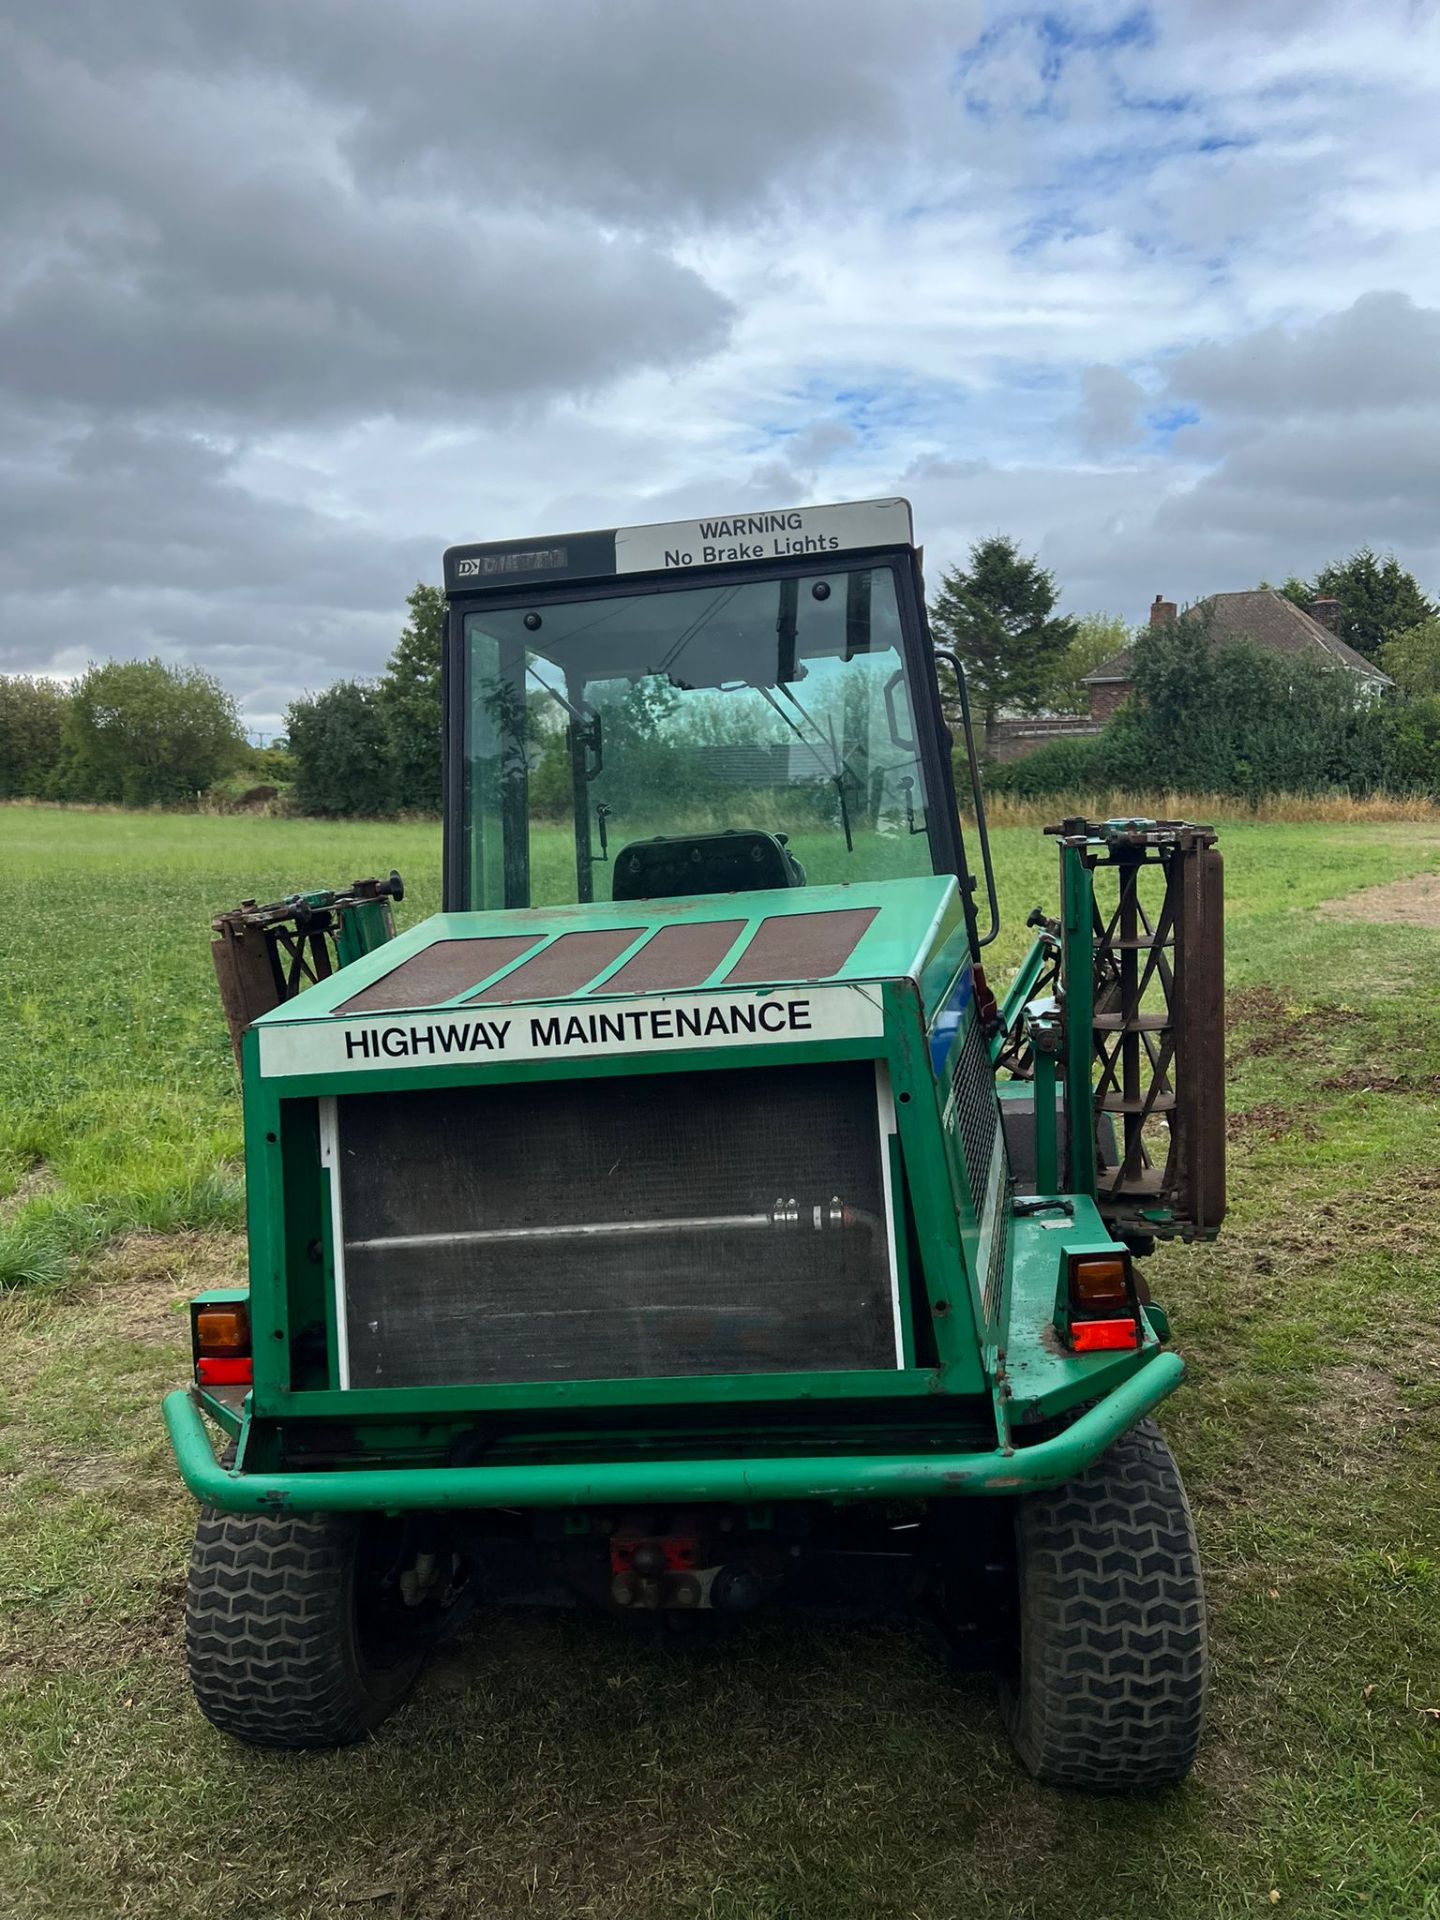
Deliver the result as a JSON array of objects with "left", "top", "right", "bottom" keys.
[
  {"left": 1082, "top": 589, "right": 1395, "bottom": 687},
  {"left": 1083, "top": 645, "right": 1137, "bottom": 682}
]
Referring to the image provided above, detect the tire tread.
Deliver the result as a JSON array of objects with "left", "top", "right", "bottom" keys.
[
  {"left": 1007, "top": 1418, "right": 1208, "bottom": 1791},
  {"left": 186, "top": 1505, "right": 420, "bottom": 1749}
]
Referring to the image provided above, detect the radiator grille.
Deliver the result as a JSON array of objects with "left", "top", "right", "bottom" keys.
[
  {"left": 329, "top": 1062, "right": 897, "bottom": 1388},
  {"left": 951, "top": 1014, "right": 1001, "bottom": 1219}
]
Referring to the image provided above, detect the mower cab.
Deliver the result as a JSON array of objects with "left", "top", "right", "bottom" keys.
[{"left": 170, "top": 497, "right": 1223, "bottom": 1788}]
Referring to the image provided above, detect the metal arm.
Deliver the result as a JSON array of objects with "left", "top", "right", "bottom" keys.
[{"left": 933, "top": 648, "right": 1000, "bottom": 948}]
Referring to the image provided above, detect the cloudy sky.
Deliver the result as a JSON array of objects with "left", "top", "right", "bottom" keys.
[{"left": 4, "top": 0, "right": 1440, "bottom": 736}]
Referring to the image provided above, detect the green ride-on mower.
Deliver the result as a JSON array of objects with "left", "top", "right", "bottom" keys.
[{"left": 168, "top": 497, "right": 1225, "bottom": 1789}]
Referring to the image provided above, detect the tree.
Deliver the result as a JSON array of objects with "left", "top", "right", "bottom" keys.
[
  {"left": 60, "top": 659, "right": 243, "bottom": 805},
  {"left": 1042, "top": 613, "right": 1131, "bottom": 715},
  {"left": 0, "top": 675, "right": 69, "bottom": 798},
  {"left": 1385, "top": 692, "right": 1440, "bottom": 788},
  {"left": 286, "top": 681, "right": 390, "bottom": 817},
  {"left": 1123, "top": 613, "right": 1373, "bottom": 796},
  {"left": 929, "top": 536, "right": 1077, "bottom": 727},
  {"left": 237, "top": 741, "right": 298, "bottom": 787},
  {"left": 1378, "top": 617, "right": 1440, "bottom": 699},
  {"left": 1274, "top": 576, "right": 1313, "bottom": 608},
  {"left": 1282, "top": 549, "right": 1434, "bottom": 661},
  {"left": 377, "top": 583, "right": 444, "bottom": 813}
]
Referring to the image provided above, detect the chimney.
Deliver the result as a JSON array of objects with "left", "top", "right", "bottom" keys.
[
  {"left": 1150, "top": 594, "right": 1177, "bottom": 626},
  {"left": 1310, "top": 597, "right": 1342, "bottom": 635}
]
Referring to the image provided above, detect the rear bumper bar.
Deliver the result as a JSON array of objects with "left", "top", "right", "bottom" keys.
[{"left": 164, "top": 1353, "right": 1183, "bottom": 1513}]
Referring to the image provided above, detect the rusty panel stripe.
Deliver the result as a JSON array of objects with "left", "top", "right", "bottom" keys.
[
  {"left": 337, "top": 937, "right": 542, "bottom": 1014},
  {"left": 723, "top": 907, "right": 880, "bottom": 984},
  {"left": 595, "top": 921, "right": 746, "bottom": 996},
  {"left": 471, "top": 928, "right": 643, "bottom": 1003}
]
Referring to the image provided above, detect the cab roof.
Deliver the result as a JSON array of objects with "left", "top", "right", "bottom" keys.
[{"left": 443, "top": 497, "right": 915, "bottom": 597}]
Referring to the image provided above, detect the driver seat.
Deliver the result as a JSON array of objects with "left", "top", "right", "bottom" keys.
[{"left": 612, "top": 830, "right": 806, "bottom": 902}]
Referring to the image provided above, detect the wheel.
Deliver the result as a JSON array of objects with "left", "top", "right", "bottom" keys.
[
  {"left": 1002, "top": 1418, "right": 1208, "bottom": 1791},
  {"left": 186, "top": 1503, "right": 440, "bottom": 1749}
]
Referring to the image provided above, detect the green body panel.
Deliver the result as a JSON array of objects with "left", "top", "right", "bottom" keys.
[
  {"left": 997, "top": 1195, "right": 1160, "bottom": 1424},
  {"left": 1032, "top": 1051, "right": 1059, "bottom": 1192},
  {"left": 238, "top": 968, "right": 995, "bottom": 1419},
  {"left": 172, "top": 865, "right": 1172, "bottom": 1516},
  {"left": 333, "top": 893, "right": 399, "bottom": 967},
  {"left": 252, "top": 875, "right": 967, "bottom": 1028},
  {"left": 1060, "top": 845, "right": 1099, "bottom": 1200}
]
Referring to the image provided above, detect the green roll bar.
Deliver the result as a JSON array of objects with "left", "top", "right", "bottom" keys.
[{"left": 164, "top": 1354, "right": 1183, "bottom": 1514}]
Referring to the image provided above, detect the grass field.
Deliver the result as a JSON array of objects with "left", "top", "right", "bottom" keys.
[{"left": 1, "top": 805, "right": 1438, "bottom": 1919}]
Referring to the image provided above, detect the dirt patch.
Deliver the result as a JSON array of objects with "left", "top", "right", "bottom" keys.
[
  {"left": 1318, "top": 870, "right": 1440, "bottom": 927},
  {"left": 1226, "top": 984, "right": 1362, "bottom": 1063},
  {"left": 1313, "top": 1354, "right": 1401, "bottom": 1415},
  {"left": 1226, "top": 1103, "right": 1319, "bottom": 1143},
  {"left": 7, "top": 1441, "right": 140, "bottom": 1496},
  {"left": 90, "top": 1231, "right": 245, "bottom": 1342},
  {"left": 0, "top": 1569, "right": 186, "bottom": 1681},
  {"left": 1215, "top": 1173, "right": 1440, "bottom": 1275},
  {"left": 0, "top": 1230, "right": 244, "bottom": 1401},
  {"left": 1318, "top": 1065, "right": 1440, "bottom": 1095},
  {"left": 108, "top": 1282, "right": 191, "bottom": 1343},
  {"left": 1227, "top": 983, "right": 1290, "bottom": 1029},
  {"left": 1, "top": 1157, "right": 59, "bottom": 1218},
  {"left": 1298, "top": 1356, "right": 1415, "bottom": 1476}
]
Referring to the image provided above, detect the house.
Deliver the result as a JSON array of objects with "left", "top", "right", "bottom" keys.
[{"left": 1082, "top": 590, "right": 1394, "bottom": 722}]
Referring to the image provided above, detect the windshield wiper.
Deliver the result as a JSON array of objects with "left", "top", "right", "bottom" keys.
[
  {"left": 653, "top": 584, "right": 743, "bottom": 681},
  {"left": 525, "top": 663, "right": 586, "bottom": 727},
  {"left": 526, "top": 664, "right": 603, "bottom": 784},
  {"left": 758, "top": 685, "right": 854, "bottom": 855}
]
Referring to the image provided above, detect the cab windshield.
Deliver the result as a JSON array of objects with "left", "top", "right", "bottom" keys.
[{"left": 462, "top": 564, "right": 940, "bottom": 909}]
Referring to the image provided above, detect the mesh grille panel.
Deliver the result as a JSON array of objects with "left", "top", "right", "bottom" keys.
[
  {"left": 333, "top": 1063, "right": 896, "bottom": 1387},
  {"left": 951, "top": 1015, "right": 1000, "bottom": 1219}
]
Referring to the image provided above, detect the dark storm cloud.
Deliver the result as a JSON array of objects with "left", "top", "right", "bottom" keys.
[
  {"left": 1136, "top": 294, "right": 1440, "bottom": 572},
  {"left": 0, "top": 0, "right": 958, "bottom": 713},
  {"left": 0, "top": 419, "right": 429, "bottom": 609},
  {"left": 1166, "top": 293, "right": 1440, "bottom": 423},
  {"left": 0, "top": 14, "right": 731, "bottom": 425},
  {"left": 0, "top": 414, "right": 431, "bottom": 719},
  {"left": 1160, "top": 415, "right": 1440, "bottom": 547},
  {"left": 9, "top": 1, "right": 951, "bottom": 223},
  {"left": 0, "top": 0, "right": 963, "bottom": 428},
  {"left": 314, "top": 2, "right": 950, "bottom": 220}
]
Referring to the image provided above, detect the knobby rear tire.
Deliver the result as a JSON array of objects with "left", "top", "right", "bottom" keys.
[
  {"left": 1003, "top": 1417, "right": 1208, "bottom": 1791},
  {"left": 186, "top": 1504, "right": 426, "bottom": 1750}
]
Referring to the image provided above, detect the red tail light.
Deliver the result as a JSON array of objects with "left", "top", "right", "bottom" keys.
[
  {"left": 197, "top": 1355, "right": 254, "bottom": 1386},
  {"left": 1065, "top": 1253, "right": 1143, "bottom": 1352},
  {"left": 1070, "top": 1318, "right": 1141, "bottom": 1353},
  {"left": 193, "top": 1300, "right": 252, "bottom": 1387}
]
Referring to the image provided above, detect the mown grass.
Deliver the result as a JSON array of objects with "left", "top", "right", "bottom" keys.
[
  {"left": 1, "top": 805, "right": 1438, "bottom": 1918},
  {"left": 0, "top": 812, "right": 445, "bottom": 1292}
]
